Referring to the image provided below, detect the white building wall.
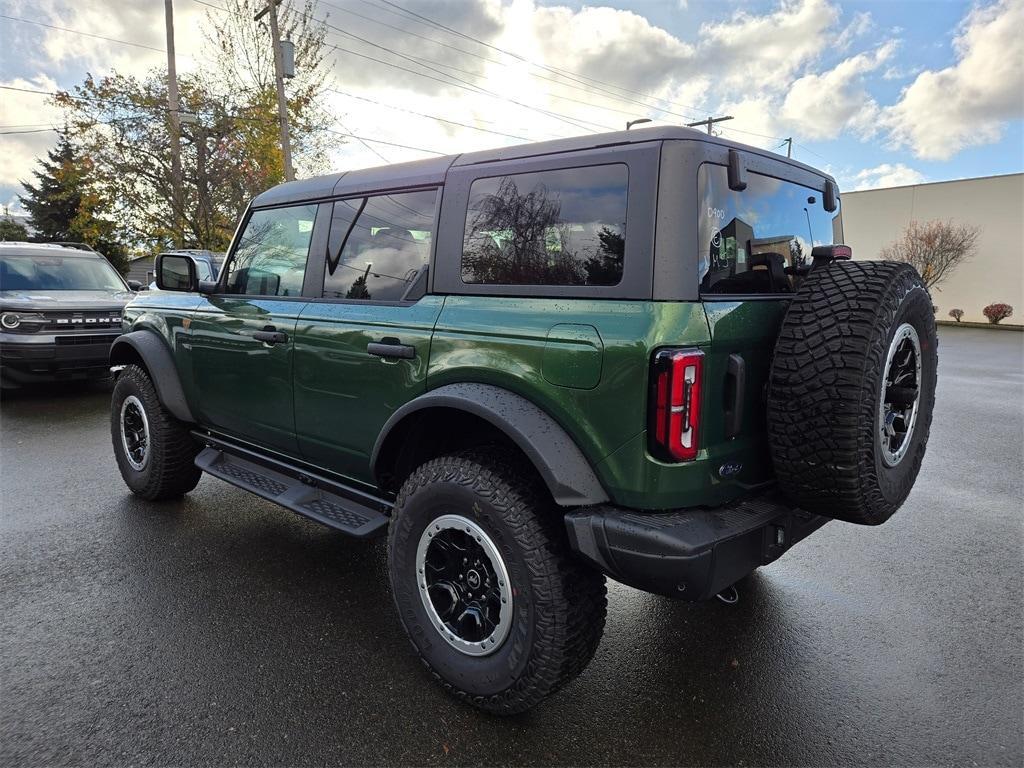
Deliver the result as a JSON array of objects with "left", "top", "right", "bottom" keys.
[{"left": 842, "top": 173, "right": 1024, "bottom": 324}]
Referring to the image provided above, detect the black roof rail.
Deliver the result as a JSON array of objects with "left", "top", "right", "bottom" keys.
[{"left": 53, "top": 241, "right": 98, "bottom": 252}]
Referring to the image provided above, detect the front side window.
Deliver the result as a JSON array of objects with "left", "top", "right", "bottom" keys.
[
  {"left": 462, "top": 164, "right": 628, "bottom": 286},
  {"left": 324, "top": 189, "right": 436, "bottom": 301},
  {"left": 0, "top": 254, "right": 125, "bottom": 292},
  {"left": 698, "top": 165, "right": 842, "bottom": 295},
  {"left": 224, "top": 204, "right": 318, "bottom": 296}
]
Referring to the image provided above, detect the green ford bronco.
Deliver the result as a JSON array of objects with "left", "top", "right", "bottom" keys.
[{"left": 110, "top": 126, "right": 937, "bottom": 714}]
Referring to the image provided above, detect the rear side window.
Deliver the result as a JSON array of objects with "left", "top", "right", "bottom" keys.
[
  {"left": 324, "top": 189, "right": 437, "bottom": 301},
  {"left": 698, "top": 164, "right": 842, "bottom": 295},
  {"left": 224, "top": 204, "right": 318, "bottom": 296},
  {"left": 462, "top": 164, "right": 627, "bottom": 286}
]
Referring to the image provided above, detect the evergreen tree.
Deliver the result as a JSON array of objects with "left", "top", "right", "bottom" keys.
[
  {"left": 0, "top": 219, "right": 29, "bottom": 241},
  {"left": 19, "top": 135, "right": 129, "bottom": 273},
  {"left": 20, "top": 135, "right": 81, "bottom": 240}
]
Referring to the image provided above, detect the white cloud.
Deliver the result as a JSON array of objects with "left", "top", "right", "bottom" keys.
[
  {"left": 2, "top": 0, "right": 1016, "bottom": 205},
  {"left": 851, "top": 163, "right": 927, "bottom": 191},
  {"left": 697, "top": 0, "right": 840, "bottom": 90},
  {"left": 0, "top": 75, "right": 64, "bottom": 189},
  {"left": 781, "top": 41, "right": 896, "bottom": 140},
  {"left": 836, "top": 10, "right": 875, "bottom": 51},
  {"left": 880, "top": 0, "right": 1024, "bottom": 160}
]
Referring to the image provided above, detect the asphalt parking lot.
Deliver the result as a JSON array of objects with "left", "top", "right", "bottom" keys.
[{"left": 1, "top": 326, "right": 1021, "bottom": 766}]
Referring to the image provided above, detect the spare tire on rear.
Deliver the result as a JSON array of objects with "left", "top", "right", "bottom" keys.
[{"left": 767, "top": 260, "right": 937, "bottom": 525}]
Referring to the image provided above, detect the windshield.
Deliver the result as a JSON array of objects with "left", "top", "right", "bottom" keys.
[{"left": 0, "top": 255, "right": 126, "bottom": 292}]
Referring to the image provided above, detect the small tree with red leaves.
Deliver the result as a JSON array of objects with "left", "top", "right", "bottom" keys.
[{"left": 983, "top": 304, "right": 1013, "bottom": 325}]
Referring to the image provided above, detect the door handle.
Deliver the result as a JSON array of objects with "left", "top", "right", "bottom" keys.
[
  {"left": 367, "top": 341, "right": 416, "bottom": 360},
  {"left": 724, "top": 353, "right": 745, "bottom": 439},
  {"left": 252, "top": 326, "right": 288, "bottom": 345}
]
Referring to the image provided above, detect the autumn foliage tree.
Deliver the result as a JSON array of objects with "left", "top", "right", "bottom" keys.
[
  {"left": 879, "top": 220, "right": 979, "bottom": 291},
  {"left": 52, "top": 0, "right": 339, "bottom": 253}
]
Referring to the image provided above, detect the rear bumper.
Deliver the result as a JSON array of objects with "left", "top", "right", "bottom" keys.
[
  {"left": 565, "top": 492, "right": 829, "bottom": 600},
  {"left": 0, "top": 332, "right": 120, "bottom": 383}
]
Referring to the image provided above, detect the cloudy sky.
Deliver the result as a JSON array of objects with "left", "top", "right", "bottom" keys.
[{"left": 1, "top": 0, "right": 1022, "bottom": 215}]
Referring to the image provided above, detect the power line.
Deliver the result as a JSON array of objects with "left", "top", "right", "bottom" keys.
[
  {"left": 0, "top": 127, "right": 59, "bottom": 135},
  {"left": 191, "top": 0, "right": 605, "bottom": 134},
  {"left": 0, "top": 13, "right": 166, "bottom": 52},
  {"left": 365, "top": 1, "right": 798, "bottom": 143},
  {"left": 0, "top": 84, "right": 446, "bottom": 155},
  {"left": 315, "top": 24, "right": 607, "bottom": 132},
  {"left": 318, "top": 0, "right": 703, "bottom": 124},
  {"left": 321, "top": 39, "right": 608, "bottom": 133},
  {"left": 370, "top": 0, "right": 705, "bottom": 119},
  {"left": 327, "top": 87, "right": 536, "bottom": 142},
  {"left": 195, "top": 0, "right": 787, "bottom": 142},
  {"left": 321, "top": 127, "right": 443, "bottom": 154},
  {"left": 336, "top": 116, "right": 390, "bottom": 163}
]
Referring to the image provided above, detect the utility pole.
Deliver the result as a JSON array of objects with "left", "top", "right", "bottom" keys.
[
  {"left": 686, "top": 115, "right": 734, "bottom": 135},
  {"left": 164, "top": 0, "right": 184, "bottom": 247},
  {"left": 255, "top": 0, "right": 294, "bottom": 182},
  {"left": 783, "top": 137, "right": 793, "bottom": 158}
]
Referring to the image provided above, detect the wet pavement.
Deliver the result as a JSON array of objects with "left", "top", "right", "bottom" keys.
[{"left": 1, "top": 326, "right": 1021, "bottom": 766}]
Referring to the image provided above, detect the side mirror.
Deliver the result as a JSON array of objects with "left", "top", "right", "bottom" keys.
[
  {"left": 126, "top": 279, "right": 143, "bottom": 291},
  {"left": 823, "top": 180, "right": 839, "bottom": 213},
  {"left": 156, "top": 253, "right": 197, "bottom": 292}
]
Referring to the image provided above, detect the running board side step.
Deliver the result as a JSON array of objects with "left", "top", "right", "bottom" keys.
[{"left": 194, "top": 445, "right": 390, "bottom": 538}]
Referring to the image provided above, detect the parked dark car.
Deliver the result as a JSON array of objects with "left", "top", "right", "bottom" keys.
[{"left": 0, "top": 242, "right": 135, "bottom": 388}]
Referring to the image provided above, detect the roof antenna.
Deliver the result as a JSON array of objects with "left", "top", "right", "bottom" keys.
[{"left": 626, "top": 118, "right": 652, "bottom": 130}]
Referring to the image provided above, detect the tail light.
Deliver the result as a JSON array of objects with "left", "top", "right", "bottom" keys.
[{"left": 649, "top": 348, "right": 704, "bottom": 462}]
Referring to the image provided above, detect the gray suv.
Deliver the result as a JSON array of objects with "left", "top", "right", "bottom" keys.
[{"left": 0, "top": 242, "right": 134, "bottom": 387}]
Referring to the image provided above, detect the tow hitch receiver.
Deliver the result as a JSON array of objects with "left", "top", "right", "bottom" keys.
[{"left": 565, "top": 493, "right": 828, "bottom": 600}]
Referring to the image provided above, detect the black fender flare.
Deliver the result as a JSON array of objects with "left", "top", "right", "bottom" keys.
[
  {"left": 371, "top": 383, "right": 609, "bottom": 506},
  {"left": 110, "top": 330, "right": 195, "bottom": 423}
]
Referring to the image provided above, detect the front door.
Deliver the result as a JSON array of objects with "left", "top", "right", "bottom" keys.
[
  {"left": 293, "top": 188, "right": 442, "bottom": 485},
  {"left": 189, "top": 203, "right": 321, "bottom": 456}
]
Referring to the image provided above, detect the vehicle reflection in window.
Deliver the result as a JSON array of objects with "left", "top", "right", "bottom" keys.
[
  {"left": 462, "top": 164, "right": 627, "bottom": 287},
  {"left": 323, "top": 190, "right": 437, "bottom": 302},
  {"left": 698, "top": 164, "right": 842, "bottom": 295},
  {"left": 225, "top": 204, "right": 318, "bottom": 297}
]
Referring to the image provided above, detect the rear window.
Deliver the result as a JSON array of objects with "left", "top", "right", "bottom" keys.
[
  {"left": 0, "top": 254, "right": 125, "bottom": 292},
  {"left": 462, "top": 164, "right": 627, "bottom": 287},
  {"left": 698, "top": 164, "right": 843, "bottom": 295}
]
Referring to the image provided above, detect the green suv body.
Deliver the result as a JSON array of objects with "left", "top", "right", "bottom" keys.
[{"left": 110, "top": 126, "right": 937, "bottom": 713}]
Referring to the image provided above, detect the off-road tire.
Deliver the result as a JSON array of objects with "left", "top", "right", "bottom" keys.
[
  {"left": 388, "top": 449, "right": 607, "bottom": 715},
  {"left": 767, "top": 260, "right": 937, "bottom": 525},
  {"left": 111, "top": 364, "right": 201, "bottom": 501}
]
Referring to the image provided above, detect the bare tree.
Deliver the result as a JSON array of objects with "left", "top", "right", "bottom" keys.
[
  {"left": 879, "top": 220, "right": 979, "bottom": 291},
  {"left": 202, "top": 0, "right": 336, "bottom": 177}
]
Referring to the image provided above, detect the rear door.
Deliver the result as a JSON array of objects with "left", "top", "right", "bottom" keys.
[
  {"left": 292, "top": 188, "right": 443, "bottom": 486},
  {"left": 696, "top": 154, "right": 843, "bottom": 484},
  {"left": 189, "top": 203, "right": 323, "bottom": 456}
]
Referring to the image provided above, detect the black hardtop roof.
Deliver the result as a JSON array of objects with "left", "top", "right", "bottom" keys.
[{"left": 251, "top": 125, "right": 834, "bottom": 208}]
